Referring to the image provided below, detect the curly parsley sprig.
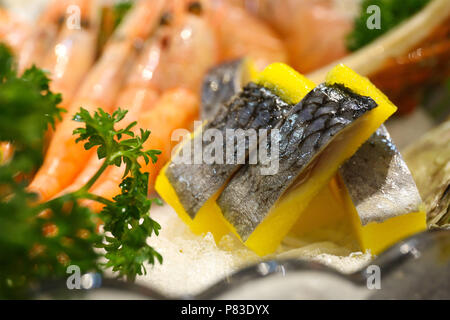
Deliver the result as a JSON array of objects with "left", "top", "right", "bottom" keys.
[
  {"left": 34, "top": 107, "right": 164, "bottom": 283},
  {"left": 0, "top": 44, "right": 162, "bottom": 298},
  {"left": 72, "top": 108, "right": 163, "bottom": 281}
]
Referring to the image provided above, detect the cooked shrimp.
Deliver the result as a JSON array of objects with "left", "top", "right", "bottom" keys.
[
  {"left": 132, "top": 0, "right": 219, "bottom": 93},
  {"left": 158, "top": 4, "right": 218, "bottom": 92},
  {"left": 41, "top": 0, "right": 101, "bottom": 105},
  {"left": 17, "top": 0, "right": 74, "bottom": 73},
  {"left": 59, "top": 1, "right": 217, "bottom": 200},
  {"left": 48, "top": 1, "right": 183, "bottom": 197},
  {"left": 85, "top": 88, "right": 199, "bottom": 212},
  {"left": 29, "top": 0, "right": 167, "bottom": 201},
  {"left": 202, "top": 0, "right": 287, "bottom": 70},
  {"left": 0, "top": 8, "right": 31, "bottom": 54},
  {"left": 1, "top": 1, "right": 99, "bottom": 167},
  {"left": 237, "top": 0, "right": 354, "bottom": 73}
]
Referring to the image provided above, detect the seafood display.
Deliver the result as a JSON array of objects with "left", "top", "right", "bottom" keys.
[
  {"left": 159, "top": 61, "right": 416, "bottom": 256},
  {"left": 191, "top": 61, "right": 427, "bottom": 255},
  {"left": 0, "top": 0, "right": 449, "bottom": 300},
  {"left": 29, "top": 0, "right": 167, "bottom": 201},
  {"left": 156, "top": 63, "right": 314, "bottom": 241},
  {"left": 218, "top": 68, "right": 390, "bottom": 256}
]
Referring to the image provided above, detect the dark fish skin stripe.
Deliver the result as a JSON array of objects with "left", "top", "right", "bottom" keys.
[
  {"left": 201, "top": 59, "right": 245, "bottom": 120},
  {"left": 217, "top": 84, "right": 378, "bottom": 241},
  {"left": 166, "top": 83, "right": 293, "bottom": 218}
]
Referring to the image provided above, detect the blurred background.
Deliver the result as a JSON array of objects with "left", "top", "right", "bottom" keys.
[{"left": 2, "top": 0, "right": 449, "bottom": 148}]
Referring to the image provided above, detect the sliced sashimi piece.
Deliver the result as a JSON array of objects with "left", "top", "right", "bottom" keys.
[
  {"left": 216, "top": 64, "right": 397, "bottom": 256},
  {"left": 337, "top": 125, "right": 426, "bottom": 254},
  {"left": 202, "top": 61, "right": 423, "bottom": 255},
  {"left": 288, "top": 126, "right": 426, "bottom": 255},
  {"left": 155, "top": 63, "right": 315, "bottom": 241}
]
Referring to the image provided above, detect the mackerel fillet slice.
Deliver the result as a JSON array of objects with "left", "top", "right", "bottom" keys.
[
  {"left": 155, "top": 63, "right": 315, "bottom": 241},
  {"left": 337, "top": 125, "right": 426, "bottom": 254},
  {"left": 218, "top": 84, "right": 376, "bottom": 246},
  {"left": 216, "top": 64, "right": 397, "bottom": 255}
]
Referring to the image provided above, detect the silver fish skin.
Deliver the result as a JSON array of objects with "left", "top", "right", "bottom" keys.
[
  {"left": 201, "top": 64, "right": 424, "bottom": 231},
  {"left": 166, "top": 82, "right": 293, "bottom": 218},
  {"left": 201, "top": 59, "right": 247, "bottom": 120},
  {"left": 339, "top": 125, "right": 422, "bottom": 226},
  {"left": 217, "top": 84, "right": 377, "bottom": 241}
]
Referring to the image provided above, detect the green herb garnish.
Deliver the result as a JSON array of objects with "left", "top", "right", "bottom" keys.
[
  {"left": 347, "top": 0, "right": 430, "bottom": 51},
  {"left": 0, "top": 44, "right": 162, "bottom": 298},
  {"left": 72, "top": 108, "right": 163, "bottom": 282}
]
